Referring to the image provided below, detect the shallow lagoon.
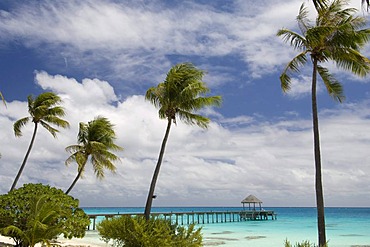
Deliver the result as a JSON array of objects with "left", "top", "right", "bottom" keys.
[{"left": 81, "top": 207, "right": 370, "bottom": 247}]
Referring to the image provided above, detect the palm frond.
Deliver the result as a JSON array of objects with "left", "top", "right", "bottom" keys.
[
  {"left": 317, "top": 65, "right": 345, "bottom": 102},
  {"left": 65, "top": 144, "right": 84, "bottom": 154},
  {"left": 46, "top": 106, "right": 67, "bottom": 117},
  {"left": 313, "top": 0, "right": 329, "bottom": 11},
  {"left": 91, "top": 155, "right": 117, "bottom": 179},
  {"left": 33, "top": 92, "right": 62, "bottom": 107},
  {"left": 277, "top": 29, "right": 307, "bottom": 50},
  {"left": 13, "top": 117, "right": 31, "bottom": 137},
  {"left": 27, "top": 95, "right": 35, "bottom": 114},
  {"left": 333, "top": 48, "right": 370, "bottom": 77},
  {"left": 177, "top": 110, "right": 210, "bottom": 129},
  {"left": 40, "top": 121, "right": 59, "bottom": 138},
  {"left": 297, "top": 3, "right": 312, "bottom": 33},
  {"left": 279, "top": 52, "right": 308, "bottom": 93}
]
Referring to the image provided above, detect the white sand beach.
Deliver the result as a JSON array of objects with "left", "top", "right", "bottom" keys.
[{"left": 0, "top": 234, "right": 108, "bottom": 247}]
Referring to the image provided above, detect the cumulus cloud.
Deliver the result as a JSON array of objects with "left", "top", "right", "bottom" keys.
[{"left": 1, "top": 72, "right": 370, "bottom": 207}]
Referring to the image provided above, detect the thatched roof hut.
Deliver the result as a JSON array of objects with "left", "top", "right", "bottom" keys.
[{"left": 241, "top": 194, "right": 263, "bottom": 211}]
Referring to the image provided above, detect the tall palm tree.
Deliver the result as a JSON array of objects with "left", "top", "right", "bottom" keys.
[
  {"left": 277, "top": 1, "right": 370, "bottom": 246},
  {"left": 65, "top": 116, "right": 123, "bottom": 194},
  {"left": 144, "top": 62, "right": 222, "bottom": 220},
  {"left": 10, "top": 92, "right": 69, "bottom": 191}
]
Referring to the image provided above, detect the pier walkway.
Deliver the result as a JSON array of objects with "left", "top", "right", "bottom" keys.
[{"left": 87, "top": 210, "right": 277, "bottom": 230}]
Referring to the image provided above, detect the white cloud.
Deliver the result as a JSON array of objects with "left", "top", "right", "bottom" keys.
[
  {"left": 0, "top": 0, "right": 325, "bottom": 88},
  {"left": 1, "top": 72, "right": 370, "bottom": 207}
]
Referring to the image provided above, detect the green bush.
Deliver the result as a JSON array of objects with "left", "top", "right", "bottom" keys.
[
  {"left": 97, "top": 216, "right": 203, "bottom": 247},
  {"left": 0, "top": 183, "right": 90, "bottom": 247},
  {"left": 284, "top": 239, "right": 328, "bottom": 247}
]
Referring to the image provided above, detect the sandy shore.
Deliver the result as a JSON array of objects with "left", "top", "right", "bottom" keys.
[{"left": 0, "top": 234, "right": 109, "bottom": 247}]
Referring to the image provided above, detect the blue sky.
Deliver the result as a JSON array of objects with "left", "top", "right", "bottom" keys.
[{"left": 1, "top": 0, "right": 370, "bottom": 207}]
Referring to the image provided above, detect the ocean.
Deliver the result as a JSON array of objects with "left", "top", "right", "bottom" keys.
[{"left": 80, "top": 207, "right": 370, "bottom": 247}]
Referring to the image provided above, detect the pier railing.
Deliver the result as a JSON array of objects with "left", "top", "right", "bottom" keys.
[{"left": 87, "top": 210, "right": 277, "bottom": 231}]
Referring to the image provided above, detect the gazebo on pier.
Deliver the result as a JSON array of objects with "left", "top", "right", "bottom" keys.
[
  {"left": 239, "top": 195, "right": 276, "bottom": 220},
  {"left": 241, "top": 194, "right": 263, "bottom": 211}
]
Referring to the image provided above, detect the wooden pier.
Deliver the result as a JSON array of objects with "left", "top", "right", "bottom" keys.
[{"left": 87, "top": 210, "right": 277, "bottom": 231}]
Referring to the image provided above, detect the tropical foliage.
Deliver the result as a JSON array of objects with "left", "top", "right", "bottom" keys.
[
  {"left": 1, "top": 195, "right": 68, "bottom": 247},
  {"left": 65, "top": 116, "right": 123, "bottom": 194},
  {"left": 144, "top": 62, "right": 222, "bottom": 219},
  {"left": 0, "top": 183, "right": 90, "bottom": 247},
  {"left": 98, "top": 216, "right": 203, "bottom": 247},
  {"left": 277, "top": 0, "right": 370, "bottom": 246},
  {"left": 284, "top": 239, "right": 327, "bottom": 247},
  {"left": 10, "top": 92, "right": 69, "bottom": 191}
]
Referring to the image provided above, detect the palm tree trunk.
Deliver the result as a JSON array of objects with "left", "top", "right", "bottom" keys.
[
  {"left": 10, "top": 122, "right": 38, "bottom": 191},
  {"left": 312, "top": 58, "right": 326, "bottom": 246},
  {"left": 65, "top": 162, "right": 87, "bottom": 194},
  {"left": 144, "top": 118, "right": 172, "bottom": 220}
]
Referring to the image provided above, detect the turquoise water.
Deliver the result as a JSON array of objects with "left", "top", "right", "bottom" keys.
[{"left": 82, "top": 207, "right": 370, "bottom": 246}]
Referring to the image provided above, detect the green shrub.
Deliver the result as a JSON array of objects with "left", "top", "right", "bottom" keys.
[
  {"left": 0, "top": 183, "right": 90, "bottom": 247},
  {"left": 284, "top": 239, "right": 328, "bottom": 247},
  {"left": 97, "top": 216, "right": 202, "bottom": 247}
]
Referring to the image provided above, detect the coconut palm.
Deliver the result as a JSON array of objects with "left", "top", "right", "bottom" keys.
[
  {"left": 277, "top": 0, "right": 370, "bottom": 246},
  {"left": 65, "top": 116, "right": 123, "bottom": 194},
  {"left": 10, "top": 92, "right": 69, "bottom": 191},
  {"left": 144, "top": 62, "right": 222, "bottom": 220}
]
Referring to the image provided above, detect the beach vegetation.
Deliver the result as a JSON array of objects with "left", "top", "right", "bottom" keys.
[
  {"left": 0, "top": 183, "right": 90, "bottom": 247},
  {"left": 1, "top": 195, "right": 67, "bottom": 247},
  {"left": 97, "top": 215, "right": 203, "bottom": 247},
  {"left": 65, "top": 116, "right": 123, "bottom": 194},
  {"left": 10, "top": 92, "right": 69, "bottom": 191},
  {"left": 277, "top": 0, "right": 370, "bottom": 246},
  {"left": 143, "top": 62, "right": 222, "bottom": 220},
  {"left": 285, "top": 239, "right": 328, "bottom": 247}
]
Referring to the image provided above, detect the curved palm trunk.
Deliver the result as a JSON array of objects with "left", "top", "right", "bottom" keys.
[
  {"left": 312, "top": 59, "right": 326, "bottom": 246},
  {"left": 65, "top": 161, "right": 87, "bottom": 194},
  {"left": 10, "top": 122, "right": 38, "bottom": 191},
  {"left": 144, "top": 118, "right": 172, "bottom": 220}
]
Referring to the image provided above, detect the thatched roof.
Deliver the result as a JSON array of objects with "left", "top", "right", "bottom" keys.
[{"left": 241, "top": 194, "right": 262, "bottom": 204}]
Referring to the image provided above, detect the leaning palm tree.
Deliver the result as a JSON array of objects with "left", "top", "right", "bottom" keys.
[
  {"left": 144, "top": 62, "right": 222, "bottom": 220},
  {"left": 277, "top": 0, "right": 370, "bottom": 246},
  {"left": 65, "top": 116, "right": 123, "bottom": 194},
  {"left": 10, "top": 92, "right": 69, "bottom": 191}
]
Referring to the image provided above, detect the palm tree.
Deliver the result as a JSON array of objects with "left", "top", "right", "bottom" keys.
[
  {"left": 144, "top": 62, "right": 222, "bottom": 220},
  {"left": 10, "top": 92, "right": 69, "bottom": 191},
  {"left": 65, "top": 116, "right": 123, "bottom": 194},
  {"left": 1, "top": 195, "right": 68, "bottom": 247},
  {"left": 277, "top": 1, "right": 370, "bottom": 246}
]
